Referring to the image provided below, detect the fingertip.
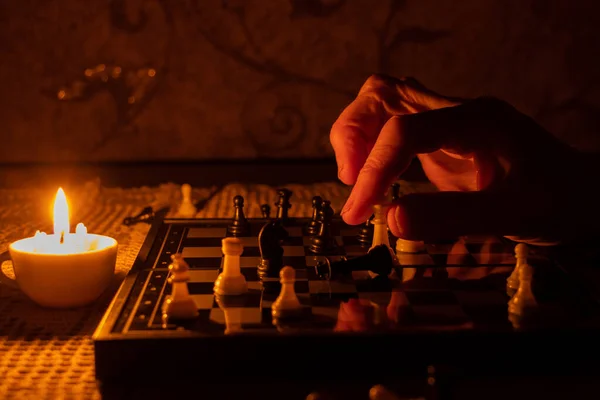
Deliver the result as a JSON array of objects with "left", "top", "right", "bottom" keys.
[
  {"left": 341, "top": 196, "right": 372, "bottom": 226},
  {"left": 337, "top": 164, "right": 357, "bottom": 186},
  {"left": 387, "top": 203, "right": 412, "bottom": 239}
]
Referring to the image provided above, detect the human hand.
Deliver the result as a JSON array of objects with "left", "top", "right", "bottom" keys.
[{"left": 331, "top": 74, "right": 588, "bottom": 243}]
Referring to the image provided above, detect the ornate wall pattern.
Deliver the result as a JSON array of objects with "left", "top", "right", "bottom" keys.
[{"left": 1, "top": 0, "right": 599, "bottom": 163}]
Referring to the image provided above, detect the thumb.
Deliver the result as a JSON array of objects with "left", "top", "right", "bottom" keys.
[{"left": 387, "top": 189, "right": 557, "bottom": 241}]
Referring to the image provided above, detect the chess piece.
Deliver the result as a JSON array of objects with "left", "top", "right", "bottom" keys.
[
  {"left": 306, "top": 196, "right": 323, "bottom": 236},
  {"left": 395, "top": 238, "right": 425, "bottom": 253},
  {"left": 161, "top": 254, "right": 198, "bottom": 319},
  {"left": 309, "top": 200, "right": 336, "bottom": 254},
  {"left": 508, "top": 257, "right": 537, "bottom": 317},
  {"left": 215, "top": 295, "right": 243, "bottom": 335},
  {"left": 260, "top": 203, "right": 271, "bottom": 218},
  {"left": 507, "top": 243, "right": 527, "bottom": 296},
  {"left": 214, "top": 238, "right": 248, "bottom": 295},
  {"left": 176, "top": 183, "right": 197, "bottom": 218},
  {"left": 314, "top": 244, "right": 394, "bottom": 279},
  {"left": 123, "top": 206, "right": 154, "bottom": 226},
  {"left": 369, "top": 204, "right": 397, "bottom": 277},
  {"left": 275, "top": 188, "right": 292, "bottom": 224},
  {"left": 356, "top": 214, "right": 374, "bottom": 247},
  {"left": 370, "top": 205, "right": 395, "bottom": 253},
  {"left": 227, "top": 195, "right": 250, "bottom": 237},
  {"left": 390, "top": 182, "right": 401, "bottom": 201},
  {"left": 271, "top": 266, "right": 302, "bottom": 319},
  {"left": 257, "top": 220, "right": 289, "bottom": 279}
]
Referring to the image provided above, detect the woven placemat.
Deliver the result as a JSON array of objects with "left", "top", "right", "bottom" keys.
[{"left": 0, "top": 179, "right": 431, "bottom": 400}]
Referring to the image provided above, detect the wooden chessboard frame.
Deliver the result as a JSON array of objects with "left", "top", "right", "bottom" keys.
[{"left": 93, "top": 216, "right": 600, "bottom": 383}]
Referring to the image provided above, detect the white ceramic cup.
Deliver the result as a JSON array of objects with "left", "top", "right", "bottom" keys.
[{"left": 0, "top": 234, "right": 118, "bottom": 308}]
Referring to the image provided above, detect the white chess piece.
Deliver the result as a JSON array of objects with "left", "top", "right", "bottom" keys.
[
  {"left": 508, "top": 256, "right": 537, "bottom": 317},
  {"left": 370, "top": 204, "right": 393, "bottom": 252},
  {"left": 368, "top": 204, "right": 397, "bottom": 277},
  {"left": 176, "top": 183, "right": 197, "bottom": 218},
  {"left": 395, "top": 238, "right": 425, "bottom": 253},
  {"left": 214, "top": 238, "right": 248, "bottom": 295},
  {"left": 507, "top": 243, "right": 527, "bottom": 296},
  {"left": 162, "top": 254, "right": 198, "bottom": 319},
  {"left": 215, "top": 295, "right": 243, "bottom": 335},
  {"left": 271, "top": 266, "right": 302, "bottom": 318}
]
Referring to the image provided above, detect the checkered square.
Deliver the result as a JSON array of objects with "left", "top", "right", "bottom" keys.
[{"left": 122, "top": 217, "right": 573, "bottom": 337}]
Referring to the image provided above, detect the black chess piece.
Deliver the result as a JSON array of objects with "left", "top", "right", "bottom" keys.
[
  {"left": 227, "top": 195, "right": 250, "bottom": 237},
  {"left": 275, "top": 188, "right": 292, "bottom": 224},
  {"left": 314, "top": 244, "right": 394, "bottom": 279},
  {"left": 309, "top": 200, "right": 336, "bottom": 255},
  {"left": 260, "top": 204, "right": 271, "bottom": 218},
  {"left": 305, "top": 196, "right": 323, "bottom": 235},
  {"left": 356, "top": 214, "right": 374, "bottom": 247},
  {"left": 122, "top": 206, "right": 154, "bottom": 226},
  {"left": 391, "top": 182, "right": 401, "bottom": 201},
  {"left": 257, "top": 220, "right": 289, "bottom": 279}
]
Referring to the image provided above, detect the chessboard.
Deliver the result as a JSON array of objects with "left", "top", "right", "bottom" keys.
[{"left": 93, "top": 192, "right": 600, "bottom": 384}]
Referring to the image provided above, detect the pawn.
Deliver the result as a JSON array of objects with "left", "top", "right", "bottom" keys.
[
  {"left": 275, "top": 188, "right": 292, "bottom": 223},
  {"left": 309, "top": 200, "right": 336, "bottom": 254},
  {"left": 357, "top": 214, "right": 374, "bottom": 247},
  {"left": 271, "top": 266, "right": 302, "bottom": 319},
  {"left": 507, "top": 243, "right": 527, "bottom": 296},
  {"left": 162, "top": 254, "right": 198, "bottom": 320},
  {"left": 176, "top": 183, "right": 197, "bottom": 218},
  {"left": 214, "top": 238, "right": 248, "bottom": 295},
  {"left": 260, "top": 203, "right": 271, "bottom": 218},
  {"left": 306, "top": 196, "right": 323, "bottom": 235},
  {"left": 508, "top": 259, "right": 537, "bottom": 317},
  {"left": 227, "top": 195, "right": 250, "bottom": 237}
]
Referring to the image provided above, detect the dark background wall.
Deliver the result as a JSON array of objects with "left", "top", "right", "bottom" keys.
[{"left": 1, "top": 0, "right": 599, "bottom": 164}]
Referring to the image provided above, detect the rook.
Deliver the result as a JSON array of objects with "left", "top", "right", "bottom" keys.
[{"left": 214, "top": 238, "right": 248, "bottom": 295}]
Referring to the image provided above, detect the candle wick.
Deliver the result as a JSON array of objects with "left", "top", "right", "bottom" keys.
[{"left": 60, "top": 232, "right": 64, "bottom": 244}]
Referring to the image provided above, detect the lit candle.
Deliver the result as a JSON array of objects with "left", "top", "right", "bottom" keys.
[
  {"left": 28, "top": 188, "right": 97, "bottom": 254},
  {"left": 53, "top": 187, "right": 70, "bottom": 244},
  {"left": 5, "top": 188, "right": 118, "bottom": 308}
]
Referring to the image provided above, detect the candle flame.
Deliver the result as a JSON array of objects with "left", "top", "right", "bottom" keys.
[{"left": 53, "top": 188, "right": 70, "bottom": 237}]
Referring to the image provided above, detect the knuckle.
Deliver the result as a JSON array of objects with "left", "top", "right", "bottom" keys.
[
  {"left": 362, "top": 73, "right": 396, "bottom": 93},
  {"left": 361, "top": 144, "right": 399, "bottom": 174},
  {"left": 360, "top": 157, "right": 387, "bottom": 177}
]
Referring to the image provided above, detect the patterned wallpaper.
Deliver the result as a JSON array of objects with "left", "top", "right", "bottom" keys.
[{"left": 1, "top": 0, "right": 599, "bottom": 163}]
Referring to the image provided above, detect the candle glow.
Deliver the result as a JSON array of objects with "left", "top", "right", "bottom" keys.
[
  {"left": 30, "top": 188, "right": 98, "bottom": 254},
  {"left": 53, "top": 187, "right": 70, "bottom": 238}
]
